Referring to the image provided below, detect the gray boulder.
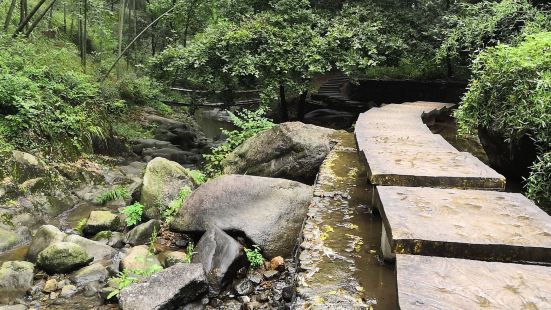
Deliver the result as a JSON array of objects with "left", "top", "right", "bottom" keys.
[
  {"left": 119, "top": 263, "right": 208, "bottom": 310},
  {"left": 27, "top": 225, "right": 66, "bottom": 262},
  {"left": 170, "top": 175, "right": 312, "bottom": 258},
  {"left": 125, "top": 220, "right": 161, "bottom": 246},
  {"left": 37, "top": 242, "right": 92, "bottom": 274},
  {"left": 158, "top": 251, "right": 188, "bottom": 268},
  {"left": 64, "top": 234, "right": 116, "bottom": 263},
  {"left": 192, "top": 226, "right": 245, "bottom": 295},
  {"left": 70, "top": 263, "right": 109, "bottom": 286},
  {"left": 0, "top": 261, "right": 34, "bottom": 304},
  {"left": 83, "top": 211, "right": 121, "bottom": 236},
  {"left": 140, "top": 157, "right": 197, "bottom": 219},
  {"left": 222, "top": 122, "right": 336, "bottom": 183}
]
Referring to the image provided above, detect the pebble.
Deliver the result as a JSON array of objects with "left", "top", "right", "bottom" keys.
[
  {"left": 238, "top": 296, "right": 251, "bottom": 303},
  {"left": 60, "top": 285, "right": 78, "bottom": 298},
  {"left": 43, "top": 279, "right": 57, "bottom": 293},
  {"left": 234, "top": 278, "right": 255, "bottom": 296},
  {"left": 270, "top": 256, "right": 285, "bottom": 271},
  {"left": 262, "top": 270, "right": 279, "bottom": 280}
]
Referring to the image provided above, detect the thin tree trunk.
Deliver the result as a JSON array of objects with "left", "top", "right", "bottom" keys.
[
  {"left": 23, "top": 0, "right": 58, "bottom": 37},
  {"left": 118, "top": 0, "right": 126, "bottom": 57},
  {"left": 63, "top": 2, "right": 66, "bottom": 32},
  {"left": 82, "top": 0, "right": 87, "bottom": 69},
  {"left": 103, "top": 5, "right": 176, "bottom": 81},
  {"left": 13, "top": 0, "right": 47, "bottom": 36},
  {"left": 3, "top": 0, "right": 17, "bottom": 31},
  {"left": 279, "top": 84, "right": 289, "bottom": 122},
  {"left": 48, "top": 2, "right": 54, "bottom": 28}
]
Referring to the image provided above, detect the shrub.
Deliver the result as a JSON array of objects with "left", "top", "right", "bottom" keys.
[
  {"left": 244, "top": 245, "right": 264, "bottom": 269},
  {"left": 122, "top": 202, "right": 145, "bottom": 227},
  {"left": 526, "top": 153, "right": 551, "bottom": 209},
  {"left": 203, "top": 108, "right": 274, "bottom": 177},
  {"left": 455, "top": 32, "right": 550, "bottom": 206},
  {"left": 438, "top": 0, "right": 550, "bottom": 64},
  {"left": 96, "top": 186, "right": 130, "bottom": 205}
]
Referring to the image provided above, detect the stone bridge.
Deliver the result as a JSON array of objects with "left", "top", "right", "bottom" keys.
[{"left": 296, "top": 102, "right": 551, "bottom": 309}]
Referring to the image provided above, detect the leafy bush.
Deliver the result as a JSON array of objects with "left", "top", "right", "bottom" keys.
[
  {"left": 162, "top": 186, "right": 192, "bottom": 222},
  {"left": 184, "top": 242, "right": 195, "bottom": 264},
  {"left": 188, "top": 170, "right": 206, "bottom": 185},
  {"left": 122, "top": 202, "right": 145, "bottom": 227},
  {"left": 96, "top": 186, "right": 130, "bottom": 205},
  {"left": 204, "top": 108, "right": 274, "bottom": 177},
  {"left": 526, "top": 153, "right": 551, "bottom": 209},
  {"left": 245, "top": 245, "right": 264, "bottom": 269},
  {"left": 455, "top": 32, "right": 550, "bottom": 206},
  {"left": 438, "top": 0, "right": 550, "bottom": 64}
]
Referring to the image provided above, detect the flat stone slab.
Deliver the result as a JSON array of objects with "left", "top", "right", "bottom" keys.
[
  {"left": 377, "top": 186, "right": 551, "bottom": 263},
  {"left": 355, "top": 101, "right": 505, "bottom": 189},
  {"left": 397, "top": 254, "right": 551, "bottom": 309}
]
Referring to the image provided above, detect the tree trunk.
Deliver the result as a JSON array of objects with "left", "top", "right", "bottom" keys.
[
  {"left": 3, "top": 0, "right": 17, "bottom": 31},
  {"left": 279, "top": 84, "right": 289, "bottom": 122},
  {"left": 82, "top": 0, "right": 87, "bottom": 69},
  {"left": 13, "top": 0, "right": 47, "bottom": 36},
  {"left": 297, "top": 91, "right": 307, "bottom": 121},
  {"left": 23, "top": 0, "right": 58, "bottom": 37},
  {"left": 118, "top": 0, "right": 126, "bottom": 57},
  {"left": 63, "top": 2, "right": 66, "bottom": 32}
]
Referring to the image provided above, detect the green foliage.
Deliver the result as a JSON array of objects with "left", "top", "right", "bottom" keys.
[
  {"left": 122, "top": 202, "right": 145, "bottom": 227},
  {"left": 438, "top": 0, "right": 550, "bottom": 65},
  {"left": 107, "top": 263, "right": 163, "bottom": 299},
  {"left": 0, "top": 35, "right": 111, "bottom": 156},
  {"left": 188, "top": 170, "right": 206, "bottom": 185},
  {"left": 455, "top": 32, "right": 551, "bottom": 206},
  {"left": 184, "top": 242, "right": 195, "bottom": 264},
  {"left": 96, "top": 186, "right": 130, "bottom": 205},
  {"left": 163, "top": 186, "right": 193, "bottom": 222},
  {"left": 526, "top": 153, "right": 551, "bottom": 209},
  {"left": 74, "top": 218, "right": 87, "bottom": 235},
  {"left": 204, "top": 108, "right": 274, "bottom": 177},
  {"left": 244, "top": 245, "right": 264, "bottom": 269},
  {"left": 148, "top": 226, "right": 159, "bottom": 254}
]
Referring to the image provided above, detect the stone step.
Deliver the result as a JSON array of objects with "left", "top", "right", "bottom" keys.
[
  {"left": 355, "top": 101, "right": 505, "bottom": 189},
  {"left": 377, "top": 186, "right": 551, "bottom": 263},
  {"left": 396, "top": 254, "right": 551, "bottom": 310}
]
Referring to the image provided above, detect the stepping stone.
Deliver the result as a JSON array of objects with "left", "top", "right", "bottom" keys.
[
  {"left": 396, "top": 254, "right": 551, "bottom": 310},
  {"left": 355, "top": 102, "right": 505, "bottom": 189},
  {"left": 377, "top": 186, "right": 551, "bottom": 263}
]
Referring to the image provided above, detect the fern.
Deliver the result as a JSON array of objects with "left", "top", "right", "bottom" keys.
[
  {"left": 122, "top": 202, "right": 144, "bottom": 227},
  {"left": 162, "top": 186, "right": 192, "bottom": 222},
  {"left": 96, "top": 186, "right": 130, "bottom": 205}
]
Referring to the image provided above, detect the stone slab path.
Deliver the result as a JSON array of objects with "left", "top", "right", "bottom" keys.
[
  {"left": 376, "top": 186, "right": 551, "bottom": 263},
  {"left": 396, "top": 254, "right": 551, "bottom": 310},
  {"left": 355, "top": 102, "right": 505, "bottom": 190},
  {"left": 351, "top": 101, "right": 551, "bottom": 309}
]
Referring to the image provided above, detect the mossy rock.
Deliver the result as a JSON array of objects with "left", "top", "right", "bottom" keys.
[
  {"left": 83, "top": 211, "right": 121, "bottom": 236},
  {"left": 140, "top": 158, "right": 196, "bottom": 219},
  {"left": 9, "top": 151, "right": 49, "bottom": 183},
  {"left": 37, "top": 242, "right": 93, "bottom": 274}
]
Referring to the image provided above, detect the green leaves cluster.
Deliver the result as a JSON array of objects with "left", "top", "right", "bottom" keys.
[
  {"left": 455, "top": 32, "right": 551, "bottom": 207},
  {"left": 245, "top": 245, "right": 264, "bottom": 269},
  {"left": 96, "top": 186, "right": 130, "bottom": 205},
  {"left": 122, "top": 202, "right": 145, "bottom": 227},
  {"left": 203, "top": 108, "right": 274, "bottom": 178},
  {"left": 162, "top": 186, "right": 193, "bottom": 222}
]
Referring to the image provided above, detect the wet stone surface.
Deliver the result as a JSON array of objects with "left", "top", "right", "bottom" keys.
[
  {"left": 376, "top": 186, "right": 551, "bottom": 263},
  {"left": 396, "top": 254, "right": 551, "bottom": 310},
  {"left": 295, "top": 132, "right": 397, "bottom": 309},
  {"left": 355, "top": 102, "right": 506, "bottom": 190}
]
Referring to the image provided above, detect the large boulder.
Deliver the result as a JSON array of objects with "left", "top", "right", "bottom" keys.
[
  {"left": 119, "top": 263, "right": 208, "bottom": 310},
  {"left": 64, "top": 234, "right": 117, "bottom": 263},
  {"left": 140, "top": 158, "right": 196, "bottom": 219},
  {"left": 222, "top": 122, "right": 336, "bottom": 183},
  {"left": 83, "top": 211, "right": 121, "bottom": 236},
  {"left": 125, "top": 220, "right": 161, "bottom": 246},
  {"left": 27, "top": 225, "right": 66, "bottom": 262},
  {"left": 0, "top": 261, "right": 34, "bottom": 304},
  {"left": 37, "top": 242, "right": 92, "bottom": 274},
  {"left": 170, "top": 175, "right": 312, "bottom": 258},
  {"left": 192, "top": 226, "right": 245, "bottom": 295}
]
